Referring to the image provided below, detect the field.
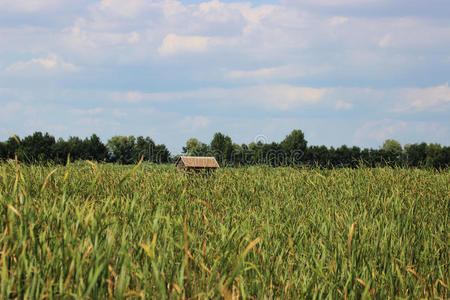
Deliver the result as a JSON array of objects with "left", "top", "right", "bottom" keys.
[{"left": 0, "top": 161, "right": 448, "bottom": 299}]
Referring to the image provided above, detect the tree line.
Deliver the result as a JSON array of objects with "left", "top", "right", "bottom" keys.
[
  {"left": 0, "top": 133, "right": 170, "bottom": 164},
  {"left": 0, "top": 130, "right": 448, "bottom": 168}
]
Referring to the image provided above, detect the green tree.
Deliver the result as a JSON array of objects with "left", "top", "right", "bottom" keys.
[
  {"left": 404, "top": 143, "right": 427, "bottom": 167},
  {"left": 5, "top": 136, "right": 20, "bottom": 159},
  {"left": 382, "top": 139, "right": 402, "bottom": 157},
  {"left": 183, "top": 138, "right": 209, "bottom": 156},
  {"left": 249, "top": 141, "right": 265, "bottom": 165},
  {"left": 19, "top": 132, "right": 56, "bottom": 162},
  {"left": 306, "top": 145, "right": 330, "bottom": 167},
  {"left": 154, "top": 144, "right": 171, "bottom": 163},
  {"left": 210, "top": 132, "right": 233, "bottom": 165},
  {"left": 85, "top": 134, "right": 108, "bottom": 161},
  {"left": 107, "top": 136, "right": 136, "bottom": 164},
  {"left": 425, "top": 143, "right": 443, "bottom": 169},
  {"left": 66, "top": 136, "right": 86, "bottom": 160},
  {"left": 52, "top": 138, "right": 70, "bottom": 163},
  {"left": 0, "top": 141, "right": 6, "bottom": 160},
  {"left": 280, "top": 130, "right": 307, "bottom": 165},
  {"left": 263, "top": 142, "right": 285, "bottom": 166},
  {"left": 134, "top": 136, "right": 156, "bottom": 162}
]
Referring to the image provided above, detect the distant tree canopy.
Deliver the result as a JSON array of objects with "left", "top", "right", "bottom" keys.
[
  {"left": 107, "top": 136, "right": 136, "bottom": 164},
  {"left": 182, "top": 138, "right": 209, "bottom": 156},
  {"left": 106, "top": 135, "right": 170, "bottom": 164},
  {"left": 0, "top": 131, "right": 448, "bottom": 169},
  {"left": 281, "top": 129, "right": 308, "bottom": 165},
  {"left": 210, "top": 132, "right": 233, "bottom": 164},
  {"left": 382, "top": 139, "right": 402, "bottom": 156}
]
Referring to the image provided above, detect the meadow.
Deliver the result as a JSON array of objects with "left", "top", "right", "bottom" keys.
[{"left": 0, "top": 160, "right": 448, "bottom": 299}]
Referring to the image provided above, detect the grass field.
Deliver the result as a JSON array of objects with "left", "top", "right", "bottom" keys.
[{"left": 0, "top": 161, "right": 448, "bottom": 299}]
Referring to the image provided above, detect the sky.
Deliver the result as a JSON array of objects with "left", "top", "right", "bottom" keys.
[{"left": 0, "top": 0, "right": 449, "bottom": 154}]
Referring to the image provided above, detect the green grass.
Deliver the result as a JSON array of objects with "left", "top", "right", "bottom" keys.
[{"left": 0, "top": 161, "right": 448, "bottom": 299}]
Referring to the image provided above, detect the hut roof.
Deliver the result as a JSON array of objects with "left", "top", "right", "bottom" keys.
[{"left": 176, "top": 156, "right": 220, "bottom": 168}]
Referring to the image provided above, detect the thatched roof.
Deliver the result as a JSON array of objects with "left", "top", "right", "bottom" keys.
[{"left": 176, "top": 156, "right": 219, "bottom": 168}]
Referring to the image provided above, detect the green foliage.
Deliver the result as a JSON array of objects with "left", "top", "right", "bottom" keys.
[
  {"left": 0, "top": 130, "right": 448, "bottom": 169},
  {"left": 210, "top": 132, "right": 233, "bottom": 165},
  {"left": 18, "top": 132, "right": 55, "bottom": 162},
  {"left": 86, "top": 134, "right": 108, "bottom": 161},
  {"left": 183, "top": 138, "right": 209, "bottom": 157},
  {"left": 153, "top": 144, "right": 171, "bottom": 163},
  {"left": 4, "top": 136, "right": 20, "bottom": 158},
  {"left": 382, "top": 139, "right": 402, "bottom": 156},
  {"left": 134, "top": 136, "right": 155, "bottom": 161},
  {"left": 107, "top": 136, "right": 136, "bottom": 164},
  {"left": 0, "top": 142, "right": 5, "bottom": 159},
  {"left": 281, "top": 129, "right": 307, "bottom": 160},
  {"left": 0, "top": 163, "right": 448, "bottom": 298}
]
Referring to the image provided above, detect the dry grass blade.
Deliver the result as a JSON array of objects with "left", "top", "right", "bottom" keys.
[
  {"left": 406, "top": 268, "right": 425, "bottom": 285},
  {"left": 139, "top": 233, "right": 157, "bottom": 260},
  {"left": 184, "top": 215, "right": 190, "bottom": 292},
  {"left": 133, "top": 155, "right": 144, "bottom": 170},
  {"left": 8, "top": 204, "right": 22, "bottom": 218},
  {"left": 220, "top": 283, "right": 233, "bottom": 300},
  {"left": 11, "top": 134, "right": 20, "bottom": 144},
  {"left": 63, "top": 170, "right": 70, "bottom": 183},
  {"left": 356, "top": 278, "right": 367, "bottom": 287},
  {"left": 356, "top": 278, "right": 375, "bottom": 296},
  {"left": 407, "top": 268, "right": 429, "bottom": 297},
  {"left": 41, "top": 168, "right": 58, "bottom": 192},
  {"left": 347, "top": 223, "right": 356, "bottom": 268},
  {"left": 64, "top": 260, "right": 75, "bottom": 290},
  {"left": 170, "top": 283, "right": 181, "bottom": 294},
  {"left": 288, "top": 236, "right": 295, "bottom": 255},
  {"left": 86, "top": 160, "right": 97, "bottom": 169},
  {"left": 243, "top": 237, "right": 262, "bottom": 257},
  {"left": 196, "top": 199, "right": 213, "bottom": 211},
  {"left": 436, "top": 279, "right": 447, "bottom": 289}
]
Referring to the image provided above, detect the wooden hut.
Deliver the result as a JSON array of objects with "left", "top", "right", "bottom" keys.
[{"left": 175, "top": 156, "right": 219, "bottom": 172}]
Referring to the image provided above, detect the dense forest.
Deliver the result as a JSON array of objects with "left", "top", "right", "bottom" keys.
[{"left": 0, "top": 130, "right": 448, "bottom": 168}]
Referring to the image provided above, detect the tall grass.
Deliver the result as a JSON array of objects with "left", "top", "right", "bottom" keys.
[{"left": 0, "top": 161, "right": 448, "bottom": 298}]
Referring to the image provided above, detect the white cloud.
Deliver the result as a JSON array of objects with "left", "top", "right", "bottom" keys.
[
  {"left": 6, "top": 54, "right": 80, "bottom": 73},
  {"left": 97, "top": 0, "right": 151, "bottom": 18},
  {"left": 16, "top": 0, "right": 443, "bottom": 70},
  {"left": 195, "top": 0, "right": 236, "bottom": 22},
  {"left": 282, "top": 0, "right": 381, "bottom": 7},
  {"left": 353, "top": 119, "right": 449, "bottom": 146},
  {"left": 245, "top": 85, "right": 327, "bottom": 110},
  {"left": 394, "top": 83, "right": 450, "bottom": 112},
  {"left": 112, "top": 108, "right": 128, "bottom": 117},
  {"left": 329, "top": 16, "right": 349, "bottom": 26},
  {"left": 110, "top": 91, "right": 147, "bottom": 103},
  {"left": 0, "top": 102, "right": 23, "bottom": 121},
  {"left": 0, "top": 0, "right": 62, "bottom": 13},
  {"left": 158, "top": 34, "right": 211, "bottom": 55},
  {"left": 335, "top": 100, "right": 353, "bottom": 110},
  {"left": 226, "top": 67, "right": 282, "bottom": 79},
  {"left": 354, "top": 119, "right": 407, "bottom": 144},
  {"left": 378, "top": 34, "right": 392, "bottom": 48},
  {"left": 225, "top": 65, "right": 310, "bottom": 80},
  {"left": 109, "top": 84, "right": 327, "bottom": 110},
  {"left": 178, "top": 116, "right": 210, "bottom": 132},
  {"left": 71, "top": 107, "right": 104, "bottom": 116},
  {"left": 64, "top": 24, "right": 144, "bottom": 49},
  {"left": 128, "top": 31, "right": 140, "bottom": 44}
]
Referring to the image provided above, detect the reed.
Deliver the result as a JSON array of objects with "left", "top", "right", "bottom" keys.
[{"left": 0, "top": 161, "right": 448, "bottom": 298}]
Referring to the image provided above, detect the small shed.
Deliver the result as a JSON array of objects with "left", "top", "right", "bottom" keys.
[{"left": 176, "top": 156, "right": 220, "bottom": 172}]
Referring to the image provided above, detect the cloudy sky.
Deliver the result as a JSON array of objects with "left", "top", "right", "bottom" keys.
[{"left": 0, "top": 0, "right": 449, "bottom": 153}]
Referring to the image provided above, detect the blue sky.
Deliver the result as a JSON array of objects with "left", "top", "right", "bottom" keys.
[{"left": 0, "top": 0, "right": 449, "bottom": 153}]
